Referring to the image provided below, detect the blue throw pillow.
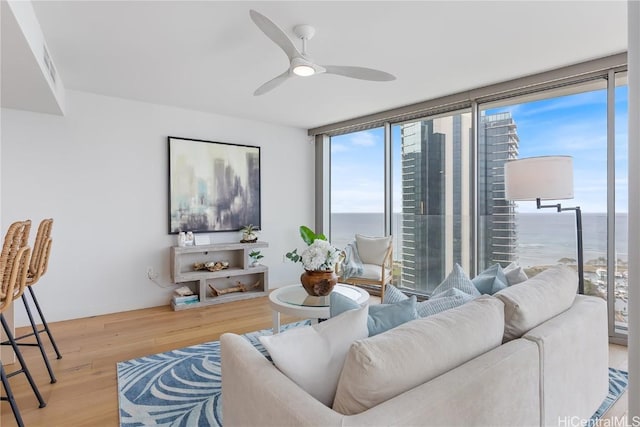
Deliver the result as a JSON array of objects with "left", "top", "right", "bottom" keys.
[
  {"left": 416, "top": 287, "right": 476, "bottom": 317},
  {"left": 431, "top": 263, "right": 480, "bottom": 297},
  {"left": 330, "top": 292, "right": 418, "bottom": 337},
  {"left": 382, "top": 284, "right": 409, "bottom": 304},
  {"left": 472, "top": 264, "right": 508, "bottom": 294}
]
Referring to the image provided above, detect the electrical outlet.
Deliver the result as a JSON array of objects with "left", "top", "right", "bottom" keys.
[{"left": 147, "top": 267, "right": 158, "bottom": 280}]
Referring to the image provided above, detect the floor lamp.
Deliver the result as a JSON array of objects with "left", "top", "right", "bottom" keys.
[{"left": 504, "top": 156, "right": 584, "bottom": 294}]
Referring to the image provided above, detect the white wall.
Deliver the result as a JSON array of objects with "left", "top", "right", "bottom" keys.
[{"left": 1, "top": 90, "right": 313, "bottom": 326}]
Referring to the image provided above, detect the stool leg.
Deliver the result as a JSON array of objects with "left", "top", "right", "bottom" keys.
[
  {"left": 0, "top": 315, "right": 46, "bottom": 408},
  {"left": 1, "top": 361, "right": 25, "bottom": 427},
  {"left": 27, "top": 287, "right": 62, "bottom": 360},
  {"left": 21, "top": 293, "right": 56, "bottom": 383}
]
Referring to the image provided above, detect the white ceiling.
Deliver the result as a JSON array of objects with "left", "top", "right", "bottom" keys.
[{"left": 13, "top": 1, "right": 630, "bottom": 129}]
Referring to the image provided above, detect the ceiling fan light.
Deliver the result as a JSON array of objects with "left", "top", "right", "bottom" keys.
[{"left": 293, "top": 64, "right": 315, "bottom": 77}]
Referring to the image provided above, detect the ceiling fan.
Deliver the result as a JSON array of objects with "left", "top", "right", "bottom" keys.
[{"left": 249, "top": 9, "right": 396, "bottom": 96}]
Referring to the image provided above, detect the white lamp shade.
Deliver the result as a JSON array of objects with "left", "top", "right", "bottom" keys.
[{"left": 504, "top": 156, "right": 574, "bottom": 201}]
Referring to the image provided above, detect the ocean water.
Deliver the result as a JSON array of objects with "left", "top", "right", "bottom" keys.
[{"left": 330, "top": 212, "right": 628, "bottom": 268}]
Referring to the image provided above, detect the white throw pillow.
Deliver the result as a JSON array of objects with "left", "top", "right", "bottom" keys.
[
  {"left": 355, "top": 234, "right": 391, "bottom": 265},
  {"left": 503, "top": 262, "right": 528, "bottom": 286},
  {"left": 259, "top": 305, "right": 368, "bottom": 407}
]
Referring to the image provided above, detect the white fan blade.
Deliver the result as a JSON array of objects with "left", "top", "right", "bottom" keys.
[
  {"left": 250, "top": 10, "right": 301, "bottom": 62},
  {"left": 254, "top": 71, "right": 290, "bottom": 96},
  {"left": 323, "top": 65, "right": 396, "bottom": 81}
]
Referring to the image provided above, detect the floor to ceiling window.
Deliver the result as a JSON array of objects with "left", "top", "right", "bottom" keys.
[
  {"left": 323, "top": 58, "right": 627, "bottom": 340},
  {"left": 390, "top": 111, "right": 472, "bottom": 294},
  {"left": 329, "top": 128, "right": 385, "bottom": 250},
  {"left": 614, "top": 72, "right": 629, "bottom": 334},
  {"left": 479, "top": 81, "right": 608, "bottom": 288}
]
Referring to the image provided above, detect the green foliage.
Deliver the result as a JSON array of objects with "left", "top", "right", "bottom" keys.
[
  {"left": 241, "top": 224, "right": 256, "bottom": 234},
  {"left": 285, "top": 225, "right": 327, "bottom": 263},
  {"left": 299, "top": 225, "right": 326, "bottom": 245},
  {"left": 249, "top": 250, "right": 263, "bottom": 260}
]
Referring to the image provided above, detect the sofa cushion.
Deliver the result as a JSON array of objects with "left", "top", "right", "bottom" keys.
[
  {"left": 503, "top": 262, "right": 528, "bottom": 286},
  {"left": 332, "top": 296, "right": 505, "bottom": 415},
  {"left": 330, "top": 292, "right": 418, "bottom": 337},
  {"left": 355, "top": 234, "right": 391, "bottom": 265},
  {"left": 472, "top": 264, "right": 508, "bottom": 294},
  {"left": 494, "top": 265, "right": 577, "bottom": 342},
  {"left": 259, "top": 305, "right": 368, "bottom": 407},
  {"left": 431, "top": 263, "right": 481, "bottom": 297}
]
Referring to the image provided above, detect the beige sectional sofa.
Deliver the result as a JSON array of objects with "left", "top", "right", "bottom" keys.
[{"left": 221, "top": 265, "right": 609, "bottom": 427}]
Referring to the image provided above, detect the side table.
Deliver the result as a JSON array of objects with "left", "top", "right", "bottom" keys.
[{"left": 268, "top": 284, "right": 370, "bottom": 334}]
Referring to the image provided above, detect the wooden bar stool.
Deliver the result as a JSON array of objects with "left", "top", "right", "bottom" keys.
[
  {"left": 1, "top": 245, "right": 33, "bottom": 427},
  {"left": 0, "top": 221, "right": 46, "bottom": 425},
  {"left": 13, "top": 218, "right": 61, "bottom": 384}
]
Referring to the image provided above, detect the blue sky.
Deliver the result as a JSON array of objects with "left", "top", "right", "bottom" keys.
[{"left": 331, "top": 86, "right": 629, "bottom": 214}]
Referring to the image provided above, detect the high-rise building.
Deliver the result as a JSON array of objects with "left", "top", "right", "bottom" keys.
[
  {"left": 477, "top": 112, "right": 519, "bottom": 268},
  {"left": 399, "top": 112, "right": 517, "bottom": 294}
]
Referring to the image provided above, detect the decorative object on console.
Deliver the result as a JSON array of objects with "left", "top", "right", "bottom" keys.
[
  {"left": 248, "top": 250, "right": 263, "bottom": 267},
  {"left": 208, "top": 280, "right": 261, "bottom": 297},
  {"left": 177, "top": 231, "right": 186, "bottom": 247},
  {"left": 240, "top": 224, "right": 258, "bottom": 242},
  {"left": 174, "top": 285, "right": 194, "bottom": 296},
  {"left": 185, "top": 231, "right": 194, "bottom": 246},
  {"left": 168, "top": 136, "right": 261, "bottom": 234},
  {"left": 193, "top": 260, "right": 229, "bottom": 272},
  {"left": 286, "top": 226, "right": 340, "bottom": 296},
  {"left": 504, "top": 155, "right": 584, "bottom": 294}
]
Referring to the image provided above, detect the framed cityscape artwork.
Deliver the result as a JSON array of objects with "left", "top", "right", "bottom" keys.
[{"left": 168, "top": 136, "right": 261, "bottom": 234}]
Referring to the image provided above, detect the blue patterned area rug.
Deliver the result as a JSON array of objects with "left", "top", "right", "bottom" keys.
[
  {"left": 117, "top": 321, "right": 308, "bottom": 427},
  {"left": 117, "top": 324, "right": 628, "bottom": 427}
]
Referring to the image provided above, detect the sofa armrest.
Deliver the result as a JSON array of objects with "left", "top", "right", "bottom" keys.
[
  {"left": 221, "top": 333, "right": 344, "bottom": 427},
  {"left": 523, "top": 295, "right": 609, "bottom": 426}
]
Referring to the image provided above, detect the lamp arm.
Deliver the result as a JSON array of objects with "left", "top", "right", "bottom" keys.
[{"left": 534, "top": 198, "right": 584, "bottom": 294}]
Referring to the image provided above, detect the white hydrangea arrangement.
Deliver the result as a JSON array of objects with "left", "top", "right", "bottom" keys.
[{"left": 286, "top": 226, "right": 341, "bottom": 271}]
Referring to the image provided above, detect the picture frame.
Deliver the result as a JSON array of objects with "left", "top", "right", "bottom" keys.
[{"left": 168, "top": 136, "right": 261, "bottom": 234}]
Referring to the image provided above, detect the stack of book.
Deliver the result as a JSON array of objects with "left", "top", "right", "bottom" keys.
[{"left": 172, "top": 293, "right": 199, "bottom": 307}]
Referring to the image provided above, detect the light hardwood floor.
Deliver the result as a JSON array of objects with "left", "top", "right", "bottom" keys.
[{"left": 0, "top": 296, "right": 630, "bottom": 426}]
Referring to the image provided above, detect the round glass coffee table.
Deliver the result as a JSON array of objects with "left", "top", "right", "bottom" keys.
[{"left": 268, "top": 284, "right": 370, "bottom": 334}]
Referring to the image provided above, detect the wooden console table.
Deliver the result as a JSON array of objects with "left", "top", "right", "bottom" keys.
[{"left": 170, "top": 241, "right": 268, "bottom": 310}]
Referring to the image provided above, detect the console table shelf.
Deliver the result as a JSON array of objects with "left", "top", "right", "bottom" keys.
[{"left": 170, "top": 241, "right": 269, "bottom": 310}]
